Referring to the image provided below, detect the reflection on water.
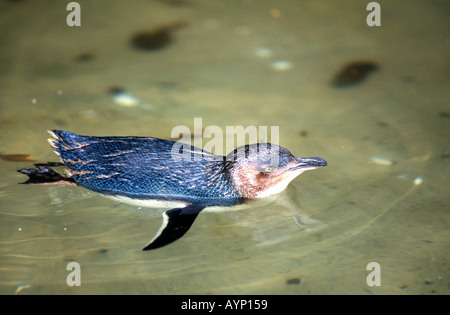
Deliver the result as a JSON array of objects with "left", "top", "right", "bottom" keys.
[{"left": 0, "top": 0, "right": 449, "bottom": 294}]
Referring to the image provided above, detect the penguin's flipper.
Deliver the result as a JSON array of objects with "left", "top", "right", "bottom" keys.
[{"left": 143, "top": 204, "right": 207, "bottom": 250}]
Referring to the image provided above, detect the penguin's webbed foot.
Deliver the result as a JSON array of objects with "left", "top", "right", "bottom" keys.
[{"left": 18, "top": 163, "right": 75, "bottom": 185}]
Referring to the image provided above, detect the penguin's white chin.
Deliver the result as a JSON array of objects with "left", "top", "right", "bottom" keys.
[{"left": 254, "top": 171, "right": 302, "bottom": 199}]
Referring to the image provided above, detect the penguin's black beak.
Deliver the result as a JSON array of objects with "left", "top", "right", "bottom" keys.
[{"left": 290, "top": 157, "right": 327, "bottom": 171}]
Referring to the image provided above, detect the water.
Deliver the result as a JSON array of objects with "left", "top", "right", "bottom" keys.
[{"left": 0, "top": 0, "right": 449, "bottom": 294}]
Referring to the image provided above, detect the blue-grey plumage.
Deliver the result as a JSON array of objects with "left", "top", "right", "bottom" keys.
[
  {"left": 19, "top": 130, "right": 327, "bottom": 250},
  {"left": 47, "top": 130, "right": 242, "bottom": 206}
]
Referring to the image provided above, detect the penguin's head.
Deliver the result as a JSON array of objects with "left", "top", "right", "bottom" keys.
[{"left": 226, "top": 143, "right": 327, "bottom": 199}]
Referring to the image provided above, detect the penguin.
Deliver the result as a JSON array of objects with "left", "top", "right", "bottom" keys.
[{"left": 18, "top": 130, "right": 327, "bottom": 250}]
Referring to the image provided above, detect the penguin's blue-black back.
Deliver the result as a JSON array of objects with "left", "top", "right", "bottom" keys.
[{"left": 50, "top": 130, "right": 241, "bottom": 206}]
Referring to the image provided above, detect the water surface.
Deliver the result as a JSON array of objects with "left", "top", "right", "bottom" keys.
[{"left": 0, "top": 0, "right": 448, "bottom": 294}]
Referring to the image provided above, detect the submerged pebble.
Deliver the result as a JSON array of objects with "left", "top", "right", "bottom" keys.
[
  {"left": 131, "top": 21, "right": 187, "bottom": 51},
  {"left": 269, "top": 8, "right": 282, "bottom": 19},
  {"left": 370, "top": 156, "right": 393, "bottom": 166},
  {"left": 299, "top": 129, "right": 309, "bottom": 137},
  {"left": 271, "top": 60, "right": 293, "bottom": 71},
  {"left": 0, "top": 153, "right": 36, "bottom": 162},
  {"left": 254, "top": 47, "right": 273, "bottom": 59},
  {"left": 74, "top": 52, "right": 95, "bottom": 62},
  {"left": 332, "top": 61, "right": 378, "bottom": 87},
  {"left": 413, "top": 177, "right": 423, "bottom": 186},
  {"left": 397, "top": 174, "right": 425, "bottom": 187},
  {"left": 108, "top": 87, "right": 140, "bottom": 107},
  {"left": 286, "top": 278, "right": 301, "bottom": 285}
]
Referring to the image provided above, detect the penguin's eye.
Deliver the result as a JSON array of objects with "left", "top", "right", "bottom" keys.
[{"left": 260, "top": 165, "right": 275, "bottom": 173}]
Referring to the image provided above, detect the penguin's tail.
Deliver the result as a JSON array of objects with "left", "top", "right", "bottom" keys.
[{"left": 18, "top": 163, "right": 76, "bottom": 185}]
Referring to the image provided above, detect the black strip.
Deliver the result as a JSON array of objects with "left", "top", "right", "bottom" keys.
[{"left": 143, "top": 204, "right": 206, "bottom": 250}]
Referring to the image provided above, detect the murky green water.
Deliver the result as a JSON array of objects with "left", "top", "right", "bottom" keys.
[{"left": 0, "top": 0, "right": 448, "bottom": 294}]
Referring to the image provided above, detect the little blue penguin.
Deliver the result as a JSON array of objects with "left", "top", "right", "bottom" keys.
[{"left": 18, "top": 130, "right": 327, "bottom": 250}]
